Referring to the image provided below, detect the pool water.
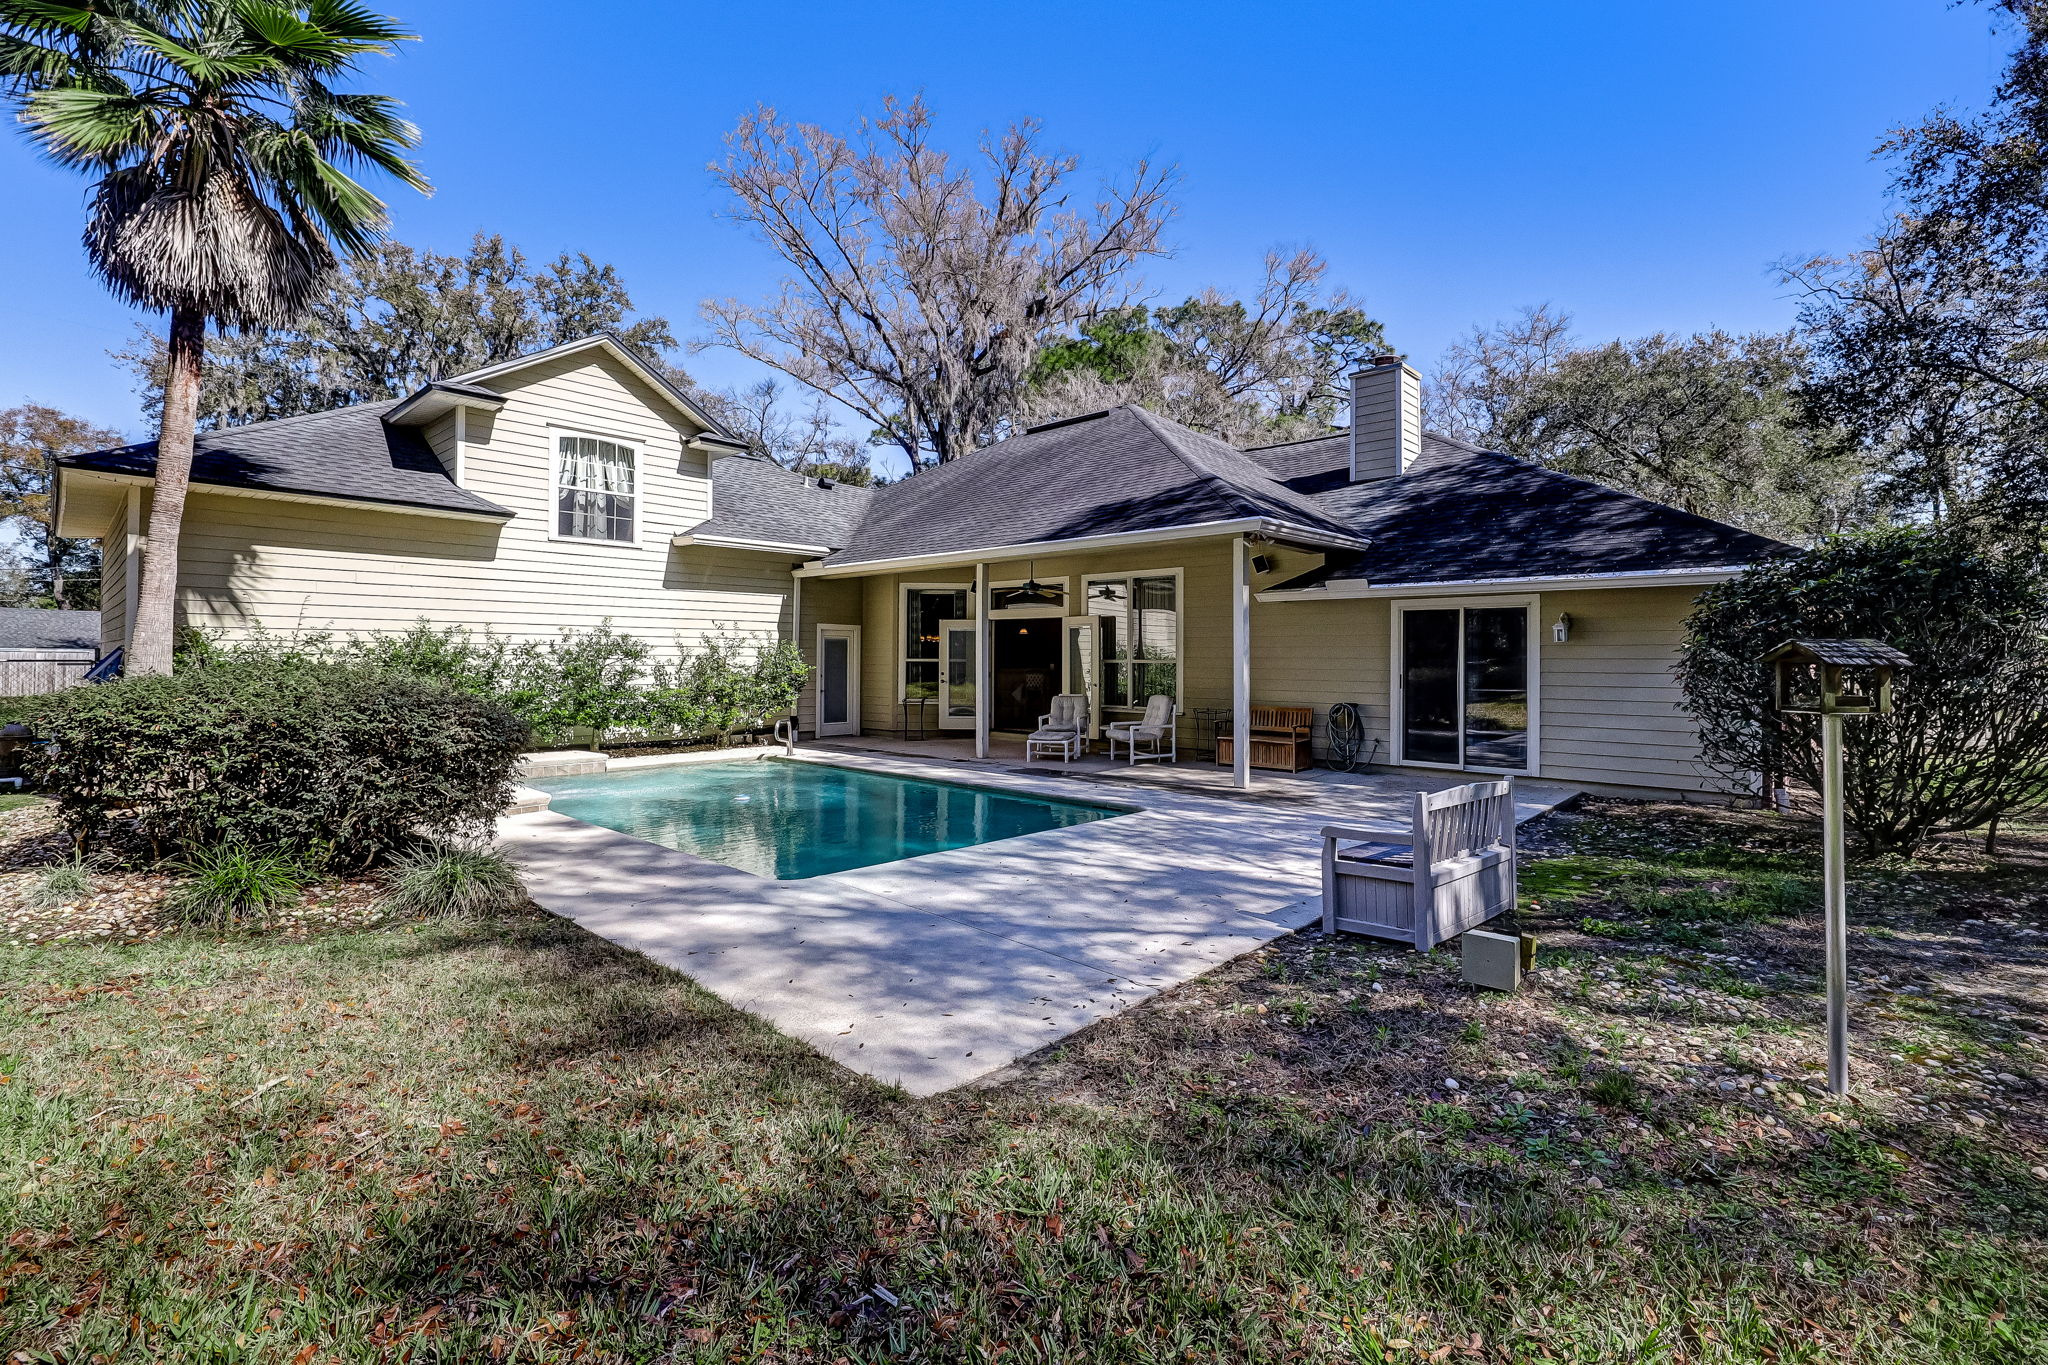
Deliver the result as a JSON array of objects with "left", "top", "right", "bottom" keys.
[{"left": 530, "top": 758, "right": 1122, "bottom": 880}]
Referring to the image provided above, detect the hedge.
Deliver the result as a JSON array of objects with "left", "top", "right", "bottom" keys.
[{"left": 21, "top": 660, "right": 527, "bottom": 867}]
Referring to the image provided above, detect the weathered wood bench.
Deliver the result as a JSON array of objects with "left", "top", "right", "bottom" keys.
[
  {"left": 1215, "top": 704, "right": 1314, "bottom": 773},
  {"left": 1320, "top": 779, "right": 1517, "bottom": 950}
]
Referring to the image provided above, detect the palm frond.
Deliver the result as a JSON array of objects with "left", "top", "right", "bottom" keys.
[{"left": 3, "top": 0, "right": 429, "bottom": 320}]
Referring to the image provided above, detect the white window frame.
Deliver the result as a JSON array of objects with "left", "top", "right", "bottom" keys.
[
  {"left": 1081, "top": 567, "right": 1186, "bottom": 713},
  {"left": 899, "top": 580, "right": 971, "bottom": 704},
  {"left": 987, "top": 574, "right": 1071, "bottom": 617},
  {"left": 549, "top": 426, "right": 643, "bottom": 548},
  {"left": 1388, "top": 593, "right": 1541, "bottom": 777},
  {"left": 814, "top": 623, "right": 861, "bottom": 736}
]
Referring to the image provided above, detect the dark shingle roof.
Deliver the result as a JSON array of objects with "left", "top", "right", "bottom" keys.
[
  {"left": 1762, "top": 638, "right": 1912, "bottom": 667},
  {"left": 685, "top": 456, "right": 878, "bottom": 548},
  {"left": 1240, "top": 431, "right": 1784, "bottom": 586},
  {"left": 0, "top": 607, "right": 99, "bottom": 652},
  {"left": 59, "top": 400, "right": 511, "bottom": 518},
  {"left": 816, "top": 406, "right": 1360, "bottom": 567}
]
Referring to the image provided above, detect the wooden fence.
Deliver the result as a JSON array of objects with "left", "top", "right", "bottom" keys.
[{"left": 0, "top": 650, "right": 98, "bottom": 697}]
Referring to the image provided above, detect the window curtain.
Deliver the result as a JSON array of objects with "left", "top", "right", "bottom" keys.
[{"left": 558, "top": 436, "right": 635, "bottom": 540}]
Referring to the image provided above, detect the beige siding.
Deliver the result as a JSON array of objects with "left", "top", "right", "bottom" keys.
[
  {"left": 1538, "top": 585, "right": 1718, "bottom": 795},
  {"left": 99, "top": 497, "right": 129, "bottom": 655},
  {"left": 165, "top": 349, "right": 794, "bottom": 662},
  {"left": 796, "top": 577, "right": 865, "bottom": 736},
  {"left": 1250, "top": 595, "right": 1395, "bottom": 760}
]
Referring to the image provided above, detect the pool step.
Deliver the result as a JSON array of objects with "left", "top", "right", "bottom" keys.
[
  {"left": 504, "top": 784, "right": 553, "bottom": 815},
  {"left": 520, "top": 749, "right": 609, "bottom": 780}
]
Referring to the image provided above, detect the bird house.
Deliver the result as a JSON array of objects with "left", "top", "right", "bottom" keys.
[{"left": 1760, "top": 638, "right": 1910, "bottom": 716}]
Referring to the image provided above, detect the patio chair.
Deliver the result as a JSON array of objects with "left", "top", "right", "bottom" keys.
[
  {"left": 1025, "top": 693, "right": 1089, "bottom": 764},
  {"left": 1320, "top": 779, "right": 1516, "bottom": 951},
  {"left": 1106, "top": 694, "right": 1177, "bottom": 765}
]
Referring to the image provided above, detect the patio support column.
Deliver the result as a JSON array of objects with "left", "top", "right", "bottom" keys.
[
  {"left": 790, "top": 571, "right": 803, "bottom": 737},
  {"left": 974, "top": 561, "right": 991, "bottom": 759},
  {"left": 1232, "top": 535, "right": 1252, "bottom": 790}
]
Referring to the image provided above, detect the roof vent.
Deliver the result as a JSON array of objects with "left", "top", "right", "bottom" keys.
[{"left": 816, "top": 477, "right": 836, "bottom": 490}]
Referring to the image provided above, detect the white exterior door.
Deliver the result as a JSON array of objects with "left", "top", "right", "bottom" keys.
[
  {"left": 815, "top": 624, "right": 860, "bottom": 737},
  {"left": 938, "top": 619, "right": 978, "bottom": 731}
]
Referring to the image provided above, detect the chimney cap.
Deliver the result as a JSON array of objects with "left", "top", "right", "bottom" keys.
[{"left": 1370, "top": 353, "right": 1405, "bottom": 368}]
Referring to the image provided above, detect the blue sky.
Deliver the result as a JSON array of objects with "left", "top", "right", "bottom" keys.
[{"left": 0, "top": 0, "right": 2010, "bottom": 469}]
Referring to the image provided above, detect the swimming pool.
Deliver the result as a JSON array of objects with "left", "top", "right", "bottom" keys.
[{"left": 530, "top": 758, "right": 1124, "bottom": 880}]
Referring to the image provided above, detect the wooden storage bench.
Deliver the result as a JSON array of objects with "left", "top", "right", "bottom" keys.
[{"left": 1215, "top": 704, "right": 1314, "bottom": 773}]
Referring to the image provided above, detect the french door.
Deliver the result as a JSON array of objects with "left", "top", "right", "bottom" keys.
[
  {"left": 937, "top": 619, "right": 977, "bottom": 731},
  {"left": 1395, "top": 600, "right": 1535, "bottom": 774},
  {"left": 815, "top": 624, "right": 861, "bottom": 736}
]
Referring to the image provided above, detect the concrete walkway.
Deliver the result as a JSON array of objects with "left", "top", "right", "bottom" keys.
[{"left": 497, "top": 748, "right": 1577, "bottom": 1096}]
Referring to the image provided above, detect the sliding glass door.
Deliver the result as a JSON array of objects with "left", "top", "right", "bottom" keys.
[{"left": 1397, "top": 602, "right": 1534, "bottom": 773}]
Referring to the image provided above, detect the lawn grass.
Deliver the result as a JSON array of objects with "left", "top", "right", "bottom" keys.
[{"left": 0, "top": 800, "right": 2044, "bottom": 1362}]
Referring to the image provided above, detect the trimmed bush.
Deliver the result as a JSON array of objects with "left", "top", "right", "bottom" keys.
[
  {"left": 163, "top": 845, "right": 308, "bottom": 929},
  {"left": 380, "top": 842, "right": 526, "bottom": 919},
  {"left": 21, "top": 660, "right": 527, "bottom": 866},
  {"left": 180, "top": 620, "right": 808, "bottom": 751}
]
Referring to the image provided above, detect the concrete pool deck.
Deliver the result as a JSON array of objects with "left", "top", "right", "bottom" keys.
[{"left": 496, "top": 746, "right": 1578, "bottom": 1096}]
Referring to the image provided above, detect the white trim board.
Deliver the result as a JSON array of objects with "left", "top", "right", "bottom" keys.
[
  {"left": 1260, "top": 566, "right": 1744, "bottom": 602},
  {"left": 795, "top": 517, "right": 1369, "bottom": 579}
]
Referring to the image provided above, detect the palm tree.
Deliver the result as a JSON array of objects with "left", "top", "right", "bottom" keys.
[{"left": 1, "top": 0, "right": 429, "bottom": 674}]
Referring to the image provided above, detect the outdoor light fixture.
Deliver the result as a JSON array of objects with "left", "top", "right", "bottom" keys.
[
  {"left": 1759, "top": 637, "right": 1912, "bottom": 1097},
  {"left": 1552, "top": 612, "right": 1573, "bottom": 644}
]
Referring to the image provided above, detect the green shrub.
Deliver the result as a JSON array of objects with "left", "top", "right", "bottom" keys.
[
  {"left": 163, "top": 846, "right": 307, "bottom": 928},
  {"left": 28, "top": 852, "right": 94, "bottom": 908},
  {"left": 21, "top": 660, "right": 527, "bottom": 867},
  {"left": 176, "top": 620, "right": 809, "bottom": 752},
  {"left": 1679, "top": 526, "right": 2048, "bottom": 854},
  {"left": 380, "top": 843, "right": 526, "bottom": 919}
]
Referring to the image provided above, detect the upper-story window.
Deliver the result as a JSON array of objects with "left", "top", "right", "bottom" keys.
[{"left": 556, "top": 433, "right": 636, "bottom": 542}]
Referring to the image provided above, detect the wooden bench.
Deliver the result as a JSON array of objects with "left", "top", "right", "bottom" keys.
[
  {"left": 1215, "top": 704, "right": 1314, "bottom": 772},
  {"left": 1320, "top": 779, "right": 1517, "bottom": 950}
]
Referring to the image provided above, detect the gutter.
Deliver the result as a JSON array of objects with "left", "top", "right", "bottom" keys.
[
  {"left": 57, "top": 467, "right": 514, "bottom": 524},
  {"left": 793, "top": 517, "right": 1369, "bottom": 578},
  {"left": 1255, "top": 565, "right": 1747, "bottom": 602},
  {"left": 672, "top": 530, "right": 833, "bottom": 556}
]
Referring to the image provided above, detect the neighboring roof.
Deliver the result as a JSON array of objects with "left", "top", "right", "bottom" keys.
[
  {"left": 0, "top": 607, "right": 99, "bottom": 652},
  {"left": 815, "top": 405, "right": 1363, "bottom": 568},
  {"left": 59, "top": 400, "right": 513, "bottom": 519},
  {"left": 1240, "top": 431, "right": 1785, "bottom": 588},
  {"left": 682, "top": 455, "right": 879, "bottom": 550}
]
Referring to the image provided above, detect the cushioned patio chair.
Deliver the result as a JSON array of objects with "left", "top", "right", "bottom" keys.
[
  {"left": 1320, "top": 779, "right": 1517, "bottom": 951},
  {"left": 1025, "top": 693, "right": 1090, "bottom": 764},
  {"left": 1106, "top": 694, "right": 1177, "bottom": 765}
]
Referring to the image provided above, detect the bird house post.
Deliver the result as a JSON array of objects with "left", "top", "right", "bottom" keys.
[{"left": 1758, "top": 638, "right": 1911, "bottom": 1097}]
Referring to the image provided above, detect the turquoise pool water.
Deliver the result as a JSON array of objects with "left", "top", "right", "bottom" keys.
[{"left": 530, "top": 758, "right": 1123, "bottom": 880}]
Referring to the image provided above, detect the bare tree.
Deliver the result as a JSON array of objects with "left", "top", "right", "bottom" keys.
[
  {"left": 702, "top": 380, "right": 879, "bottom": 485},
  {"left": 701, "top": 95, "right": 1175, "bottom": 468},
  {"left": 1019, "top": 248, "right": 1386, "bottom": 445},
  {"left": 1424, "top": 304, "right": 1575, "bottom": 441}
]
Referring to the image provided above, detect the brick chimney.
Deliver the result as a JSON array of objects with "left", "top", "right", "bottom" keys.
[{"left": 1348, "top": 355, "right": 1422, "bottom": 481}]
